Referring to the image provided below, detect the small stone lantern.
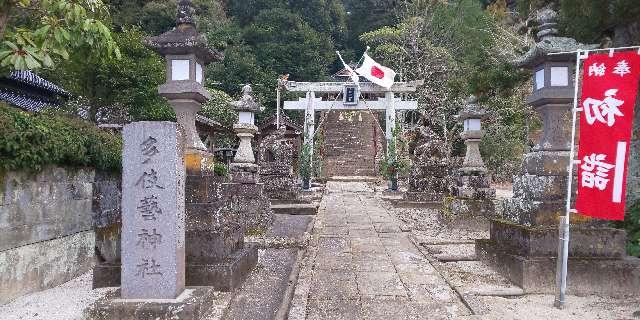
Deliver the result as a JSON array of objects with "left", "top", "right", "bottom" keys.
[
  {"left": 449, "top": 96, "right": 495, "bottom": 217},
  {"left": 145, "top": 0, "right": 223, "bottom": 153},
  {"left": 230, "top": 85, "right": 262, "bottom": 182},
  {"left": 459, "top": 96, "right": 487, "bottom": 173}
]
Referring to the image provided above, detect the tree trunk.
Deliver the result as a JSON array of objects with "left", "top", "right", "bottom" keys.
[{"left": 0, "top": 3, "right": 10, "bottom": 41}]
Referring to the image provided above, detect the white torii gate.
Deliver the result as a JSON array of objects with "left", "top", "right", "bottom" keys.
[{"left": 283, "top": 80, "right": 423, "bottom": 160}]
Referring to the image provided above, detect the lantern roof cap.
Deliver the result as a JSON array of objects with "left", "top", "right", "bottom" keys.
[
  {"left": 459, "top": 95, "right": 488, "bottom": 121},
  {"left": 231, "top": 85, "right": 262, "bottom": 112},
  {"left": 145, "top": 0, "right": 223, "bottom": 64},
  {"left": 515, "top": 7, "right": 597, "bottom": 69}
]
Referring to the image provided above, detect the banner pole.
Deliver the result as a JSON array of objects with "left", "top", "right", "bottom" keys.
[
  {"left": 276, "top": 86, "right": 281, "bottom": 129},
  {"left": 554, "top": 49, "right": 586, "bottom": 309}
]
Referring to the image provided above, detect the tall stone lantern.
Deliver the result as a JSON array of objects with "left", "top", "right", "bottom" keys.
[
  {"left": 476, "top": 6, "right": 639, "bottom": 297},
  {"left": 145, "top": 0, "right": 223, "bottom": 155},
  {"left": 450, "top": 96, "right": 495, "bottom": 217}
]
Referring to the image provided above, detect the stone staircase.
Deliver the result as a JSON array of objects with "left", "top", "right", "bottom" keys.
[{"left": 321, "top": 110, "right": 384, "bottom": 177}]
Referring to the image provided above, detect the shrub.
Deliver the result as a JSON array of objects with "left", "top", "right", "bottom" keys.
[
  {"left": 614, "top": 200, "right": 640, "bottom": 257},
  {"left": 0, "top": 104, "right": 122, "bottom": 172}
]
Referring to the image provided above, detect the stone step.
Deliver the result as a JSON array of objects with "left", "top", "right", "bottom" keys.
[
  {"left": 271, "top": 203, "right": 319, "bottom": 215},
  {"left": 327, "top": 176, "right": 380, "bottom": 182}
]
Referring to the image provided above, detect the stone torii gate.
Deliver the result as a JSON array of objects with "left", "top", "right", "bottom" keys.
[{"left": 283, "top": 81, "right": 423, "bottom": 161}]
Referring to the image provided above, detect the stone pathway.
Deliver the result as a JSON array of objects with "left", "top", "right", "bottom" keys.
[{"left": 289, "top": 181, "right": 471, "bottom": 320}]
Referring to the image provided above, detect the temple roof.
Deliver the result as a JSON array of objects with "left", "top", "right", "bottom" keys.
[
  {"left": 258, "top": 114, "right": 303, "bottom": 133},
  {"left": 0, "top": 71, "right": 70, "bottom": 112},
  {"left": 7, "top": 71, "right": 69, "bottom": 96}
]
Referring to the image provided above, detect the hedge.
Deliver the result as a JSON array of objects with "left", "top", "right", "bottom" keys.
[{"left": 0, "top": 103, "right": 122, "bottom": 172}]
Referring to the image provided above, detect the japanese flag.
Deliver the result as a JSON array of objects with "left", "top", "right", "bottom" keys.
[{"left": 355, "top": 53, "right": 396, "bottom": 89}]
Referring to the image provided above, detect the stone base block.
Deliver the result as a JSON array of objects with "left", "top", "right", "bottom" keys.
[
  {"left": 499, "top": 198, "right": 591, "bottom": 226},
  {"left": 521, "top": 151, "right": 570, "bottom": 176},
  {"left": 186, "top": 243, "right": 258, "bottom": 292},
  {"left": 85, "top": 287, "right": 216, "bottom": 320},
  {"left": 476, "top": 239, "right": 640, "bottom": 296},
  {"left": 512, "top": 174, "right": 569, "bottom": 201},
  {"left": 449, "top": 198, "right": 495, "bottom": 218},
  {"left": 93, "top": 263, "right": 121, "bottom": 289},
  {"left": 404, "top": 191, "right": 446, "bottom": 203},
  {"left": 489, "top": 219, "right": 626, "bottom": 258},
  {"left": 452, "top": 187, "right": 496, "bottom": 200},
  {"left": 271, "top": 203, "right": 319, "bottom": 215},
  {"left": 93, "top": 244, "right": 258, "bottom": 291}
]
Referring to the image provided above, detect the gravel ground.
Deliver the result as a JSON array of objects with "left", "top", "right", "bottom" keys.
[
  {"left": 385, "top": 188, "right": 640, "bottom": 320},
  {"left": 478, "top": 294, "right": 640, "bottom": 320},
  {"left": 0, "top": 272, "right": 113, "bottom": 320}
]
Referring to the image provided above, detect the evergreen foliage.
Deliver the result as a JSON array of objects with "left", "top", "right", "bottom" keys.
[
  {"left": 0, "top": 0, "right": 120, "bottom": 72},
  {"left": 0, "top": 103, "right": 122, "bottom": 172},
  {"left": 45, "top": 27, "right": 171, "bottom": 123}
]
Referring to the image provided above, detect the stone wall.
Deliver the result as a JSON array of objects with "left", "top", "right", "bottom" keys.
[
  {"left": 0, "top": 167, "right": 116, "bottom": 305},
  {"left": 322, "top": 110, "right": 384, "bottom": 177}
]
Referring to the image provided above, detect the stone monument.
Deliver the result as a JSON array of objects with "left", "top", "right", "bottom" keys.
[
  {"left": 476, "top": 6, "right": 640, "bottom": 295},
  {"left": 405, "top": 126, "right": 451, "bottom": 202},
  {"left": 121, "top": 122, "right": 186, "bottom": 299},
  {"left": 88, "top": 122, "right": 217, "bottom": 319},
  {"left": 449, "top": 96, "right": 496, "bottom": 217}
]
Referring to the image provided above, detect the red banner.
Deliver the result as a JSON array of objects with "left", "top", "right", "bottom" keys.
[{"left": 575, "top": 51, "right": 640, "bottom": 220}]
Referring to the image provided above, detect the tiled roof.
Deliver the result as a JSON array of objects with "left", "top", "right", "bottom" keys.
[
  {"left": 0, "top": 88, "right": 53, "bottom": 112},
  {"left": 8, "top": 70, "right": 70, "bottom": 96}
]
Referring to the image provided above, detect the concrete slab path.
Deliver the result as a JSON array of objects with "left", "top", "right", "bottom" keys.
[{"left": 289, "top": 181, "right": 471, "bottom": 320}]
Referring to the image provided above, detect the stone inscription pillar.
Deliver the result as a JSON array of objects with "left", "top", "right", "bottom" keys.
[{"left": 121, "top": 121, "right": 185, "bottom": 299}]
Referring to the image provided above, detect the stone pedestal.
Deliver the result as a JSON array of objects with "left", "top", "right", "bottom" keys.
[
  {"left": 93, "top": 152, "right": 258, "bottom": 292},
  {"left": 183, "top": 155, "right": 259, "bottom": 291},
  {"left": 257, "top": 123, "right": 301, "bottom": 201},
  {"left": 450, "top": 169, "right": 496, "bottom": 217},
  {"left": 86, "top": 287, "right": 217, "bottom": 320},
  {"left": 476, "top": 222, "right": 640, "bottom": 296},
  {"left": 228, "top": 162, "right": 274, "bottom": 232},
  {"left": 477, "top": 147, "right": 640, "bottom": 295}
]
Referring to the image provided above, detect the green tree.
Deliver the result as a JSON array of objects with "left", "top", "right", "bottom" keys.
[
  {"left": 362, "top": 0, "right": 531, "bottom": 179},
  {"left": 108, "top": 0, "right": 228, "bottom": 37},
  {"left": 0, "top": 0, "right": 120, "bottom": 71},
  {"left": 244, "top": 8, "right": 334, "bottom": 81},
  {"left": 45, "top": 27, "right": 171, "bottom": 123}
]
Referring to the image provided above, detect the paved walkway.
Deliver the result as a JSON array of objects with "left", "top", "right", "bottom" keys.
[{"left": 289, "top": 182, "right": 471, "bottom": 320}]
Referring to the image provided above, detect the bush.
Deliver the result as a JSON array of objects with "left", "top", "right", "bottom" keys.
[
  {"left": 614, "top": 200, "right": 640, "bottom": 257},
  {"left": 0, "top": 104, "right": 122, "bottom": 172}
]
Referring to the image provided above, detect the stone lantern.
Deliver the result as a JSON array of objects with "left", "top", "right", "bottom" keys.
[
  {"left": 516, "top": 8, "right": 594, "bottom": 152},
  {"left": 145, "top": 0, "right": 223, "bottom": 153},
  {"left": 230, "top": 84, "right": 262, "bottom": 182},
  {"left": 459, "top": 96, "right": 487, "bottom": 172},
  {"left": 449, "top": 96, "right": 495, "bottom": 217},
  {"left": 475, "top": 6, "right": 639, "bottom": 297}
]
